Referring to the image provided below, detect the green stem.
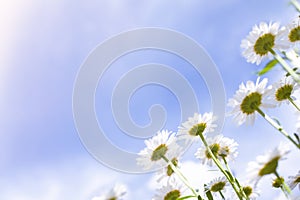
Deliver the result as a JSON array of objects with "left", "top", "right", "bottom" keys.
[
  {"left": 198, "top": 134, "right": 243, "bottom": 200},
  {"left": 222, "top": 158, "right": 249, "bottom": 200},
  {"left": 256, "top": 107, "right": 300, "bottom": 149},
  {"left": 162, "top": 156, "right": 199, "bottom": 198},
  {"left": 288, "top": 96, "right": 300, "bottom": 112},
  {"left": 270, "top": 49, "right": 300, "bottom": 84},
  {"left": 291, "top": 0, "right": 300, "bottom": 12},
  {"left": 219, "top": 191, "right": 225, "bottom": 200},
  {"left": 274, "top": 171, "right": 291, "bottom": 196}
]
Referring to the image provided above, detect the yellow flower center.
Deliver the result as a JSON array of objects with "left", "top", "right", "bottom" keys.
[
  {"left": 240, "top": 92, "right": 262, "bottom": 115},
  {"left": 258, "top": 156, "right": 280, "bottom": 176},
  {"left": 151, "top": 144, "right": 168, "bottom": 161},
  {"left": 205, "top": 143, "right": 220, "bottom": 159},
  {"left": 289, "top": 26, "right": 300, "bottom": 42},
  {"left": 254, "top": 33, "right": 275, "bottom": 56},
  {"left": 164, "top": 190, "right": 181, "bottom": 200},
  {"left": 210, "top": 181, "right": 226, "bottom": 192},
  {"left": 275, "top": 84, "right": 293, "bottom": 101},
  {"left": 243, "top": 186, "right": 253, "bottom": 197},
  {"left": 166, "top": 158, "right": 178, "bottom": 176},
  {"left": 189, "top": 123, "right": 207, "bottom": 136}
]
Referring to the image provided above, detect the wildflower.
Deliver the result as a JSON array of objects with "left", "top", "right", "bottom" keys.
[
  {"left": 137, "top": 130, "right": 180, "bottom": 170},
  {"left": 178, "top": 112, "right": 217, "bottom": 144},
  {"left": 287, "top": 170, "right": 300, "bottom": 190},
  {"left": 205, "top": 176, "right": 229, "bottom": 197},
  {"left": 241, "top": 22, "right": 288, "bottom": 65},
  {"left": 153, "top": 178, "right": 186, "bottom": 200},
  {"left": 228, "top": 77, "right": 274, "bottom": 125},
  {"left": 247, "top": 143, "right": 290, "bottom": 184},
  {"left": 195, "top": 135, "right": 238, "bottom": 166}
]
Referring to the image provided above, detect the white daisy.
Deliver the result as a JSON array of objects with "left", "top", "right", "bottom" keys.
[
  {"left": 286, "top": 20, "right": 300, "bottom": 49},
  {"left": 92, "top": 183, "right": 127, "bottom": 200},
  {"left": 271, "top": 76, "right": 299, "bottom": 106},
  {"left": 205, "top": 176, "right": 229, "bottom": 198},
  {"left": 241, "top": 21, "right": 289, "bottom": 65},
  {"left": 178, "top": 112, "right": 217, "bottom": 144},
  {"left": 137, "top": 130, "right": 181, "bottom": 170},
  {"left": 247, "top": 142, "right": 291, "bottom": 184},
  {"left": 153, "top": 177, "right": 187, "bottom": 200},
  {"left": 227, "top": 77, "right": 274, "bottom": 125},
  {"left": 156, "top": 157, "right": 180, "bottom": 184},
  {"left": 241, "top": 183, "right": 260, "bottom": 200},
  {"left": 287, "top": 170, "right": 300, "bottom": 190},
  {"left": 195, "top": 134, "right": 238, "bottom": 166}
]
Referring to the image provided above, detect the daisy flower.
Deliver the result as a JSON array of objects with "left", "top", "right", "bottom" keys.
[
  {"left": 156, "top": 157, "right": 180, "bottom": 184},
  {"left": 92, "top": 183, "right": 127, "bottom": 200},
  {"left": 247, "top": 142, "right": 290, "bottom": 184},
  {"left": 287, "top": 170, "right": 300, "bottom": 190},
  {"left": 241, "top": 21, "right": 289, "bottom": 65},
  {"left": 227, "top": 77, "right": 274, "bottom": 125},
  {"left": 178, "top": 112, "right": 217, "bottom": 144},
  {"left": 240, "top": 183, "right": 260, "bottom": 200},
  {"left": 195, "top": 134, "right": 238, "bottom": 166},
  {"left": 271, "top": 76, "right": 299, "bottom": 106},
  {"left": 153, "top": 177, "right": 187, "bottom": 200},
  {"left": 205, "top": 176, "right": 229, "bottom": 198},
  {"left": 137, "top": 130, "right": 181, "bottom": 170},
  {"left": 286, "top": 20, "right": 300, "bottom": 49}
]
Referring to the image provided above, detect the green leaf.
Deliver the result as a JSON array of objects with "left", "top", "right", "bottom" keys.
[
  {"left": 257, "top": 59, "right": 278, "bottom": 75},
  {"left": 177, "top": 195, "right": 197, "bottom": 200}
]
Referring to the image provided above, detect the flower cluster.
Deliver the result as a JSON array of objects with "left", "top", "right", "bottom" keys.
[{"left": 92, "top": 2, "right": 300, "bottom": 200}]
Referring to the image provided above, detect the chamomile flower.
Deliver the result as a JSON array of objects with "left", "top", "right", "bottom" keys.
[
  {"left": 153, "top": 178, "right": 187, "bottom": 200},
  {"left": 241, "top": 21, "right": 288, "bottom": 65},
  {"left": 195, "top": 135, "right": 238, "bottom": 166},
  {"left": 205, "top": 176, "right": 229, "bottom": 195},
  {"left": 271, "top": 76, "right": 299, "bottom": 106},
  {"left": 92, "top": 183, "right": 127, "bottom": 200},
  {"left": 228, "top": 77, "right": 274, "bottom": 125},
  {"left": 241, "top": 183, "right": 260, "bottom": 200},
  {"left": 178, "top": 112, "right": 217, "bottom": 143},
  {"left": 286, "top": 20, "right": 300, "bottom": 49},
  {"left": 287, "top": 170, "right": 300, "bottom": 190},
  {"left": 247, "top": 143, "right": 290, "bottom": 184},
  {"left": 137, "top": 130, "right": 181, "bottom": 170},
  {"left": 156, "top": 157, "right": 180, "bottom": 184}
]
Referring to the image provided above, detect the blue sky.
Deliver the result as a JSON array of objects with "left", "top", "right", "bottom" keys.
[{"left": 1, "top": 0, "right": 300, "bottom": 199}]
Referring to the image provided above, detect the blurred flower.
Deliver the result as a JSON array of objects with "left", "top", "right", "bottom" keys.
[
  {"left": 153, "top": 177, "right": 187, "bottom": 200},
  {"left": 240, "top": 183, "right": 260, "bottom": 200},
  {"left": 195, "top": 134, "right": 238, "bottom": 166},
  {"left": 156, "top": 157, "right": 180, "bottom": 184},
  {"left": 205, "top": 176, "right": 228, "bottom": 195},
  {"left": 178, "top": 112, "right": 217, "bottom": 144},
  {"left": 286, "top": 21, "right": 300, "bottom": 49},
  {"left": 227, "top": 77, "right": 274, "bottom": 125},
  {"left": 137, "top": 130, "right": 181, "bottom": 170},
  {"left": 270, "top": 76, "right": 299, "bottom": 106},
  {"left": 247, "top": 143, "right": 290, "bottom": 184},
  {"left": 287, "top": 170, "right": 300, "bottom": 190},
  {"left": 92, "top": 183, "right": 127, "bottom": 200},
  {"left": 241, "top": 21, "right": 288, "bottom": 65},
  {"left": 286, "top": 50, "right": 300, "bottom": 69}
]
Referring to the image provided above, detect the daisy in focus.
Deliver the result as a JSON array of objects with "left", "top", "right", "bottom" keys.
[
  {"left": 286, "top": 20, "right": 300, "bottom": 49},
  {"left": 92, "top": 183, "right": 127, "bottom": 200},
  {"left": 178, "top": 112, "right": 217, "bottom": 143},
  {"left": 137, "top": 130, "right": 181, "bottom": 170},
  {"left": 153, "top": 178, "right": 187, "bottom": 200},
  {"left": 195, "top": 134, "right": 238, "bottom": 166},
  {"left": 271, "top": 76, "right": 299, "bottom": 107},
  {"left": 204, "top": 176, "right": 229, "bottom": 199},
  {"left": 287, "top": 170, "right": 300, "bottom": 190},
  {"left": 228, "top": 77, "right": 274, "bottom": 125},
  {"left": 247, "top": 142, "right": 290, "bottom": 184},
  {"left": 241, "top": 21, "right": 289, "bottom": 65}
]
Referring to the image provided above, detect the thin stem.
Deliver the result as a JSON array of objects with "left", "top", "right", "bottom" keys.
[
  {"left": 222, "top": 157, "right": 249, "bottom": 200},
  {"left": 270, "top": 49, "right": 300, "bottom": 84},
  {"left": 256, "top": 107, "right": 300, "bottom": 149},
  {"left": 198, "top": 134, "right": 243, "bottom": 200},
  {"left": 219, "top": 191, "right": 225, "bottom": 200},
  {"left": 161, "top": 155, "right": 199, "bottom": 197},
  {"left": 291, "top": 0, "right": 300, "bottom": 12},
  {"left": 288, "top": 96, "right": 300, "bottom": 112},
  {"left": 274, "top": 171, "right": 291, "bottom": 197}
]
